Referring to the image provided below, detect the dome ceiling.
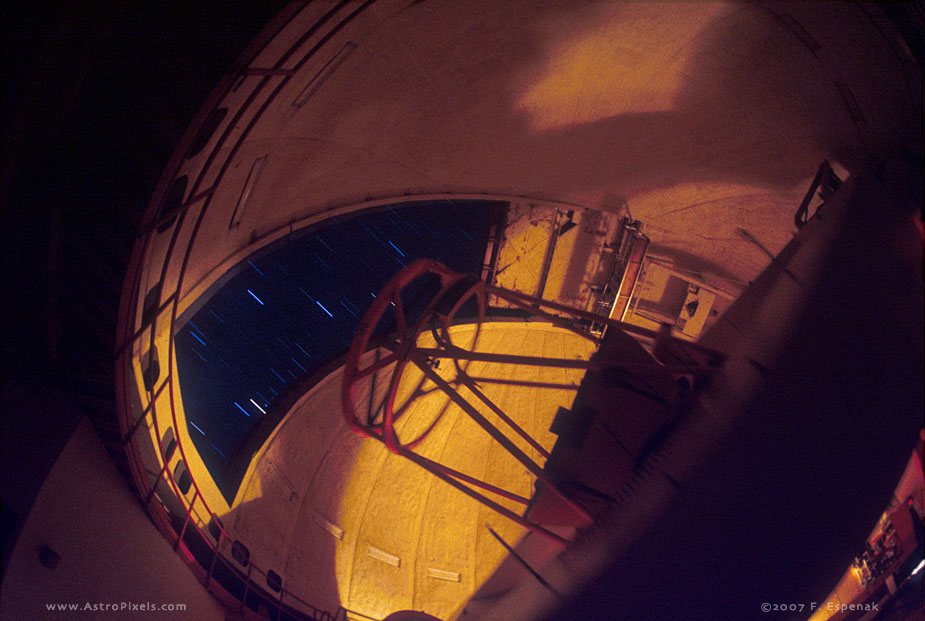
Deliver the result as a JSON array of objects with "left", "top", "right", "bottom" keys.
[
  {"left": 154, "top": 0, "right": 918, "bottom": 310},
  {"left": 116, "top": 2, "right": 922, "bottom": 620}
]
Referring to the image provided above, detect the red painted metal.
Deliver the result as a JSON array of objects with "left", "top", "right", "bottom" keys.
[
  {"left": 456, "top": 373, "right": 551, "bottom": 460},
  {"left": 112, "top": 0, "right": 728, "bottom": 611},
  {"left": 341, "top": 259, "right": 597, "bottom": 544},
  {"left": 342, "top": 260, "right": 727, "bottom": 545}
]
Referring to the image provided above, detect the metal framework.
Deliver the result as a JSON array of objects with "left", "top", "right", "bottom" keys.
[
  {"left": 112, "top": 0, "right": 725, "bottom": 615},
  {"left": 342, "top": 259, "right": 724, "bottom": 546}
]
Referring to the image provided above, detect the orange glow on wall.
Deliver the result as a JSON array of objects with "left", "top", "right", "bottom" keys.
[
  {"left": 222, "top": 322, "right": 594, "bottom": 620},
  {"left": 335, "top": 323, "right": 594, "bottom": 619},
  {"left": 515, "top": 3, "right": 730, "bottom": 131}
]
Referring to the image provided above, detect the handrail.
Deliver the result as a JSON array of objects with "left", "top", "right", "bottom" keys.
[
  {"left": 161, "top": 0, "right": 378, "bottom": 554},
  {"left": 116, "top": 3, "right": 384, "bottom": 620}
]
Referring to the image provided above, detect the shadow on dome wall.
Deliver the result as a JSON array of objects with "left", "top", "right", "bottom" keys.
[
  {"left": 535, "top": 163, "right": 924, "bottom": 621},
  {"left": 174, "top": 200, "right": 504, "bottom": 505},
  {"left": 115, "top": 2, "right": 922, "bottom": 619},
  {"left": 208, "top": 321, "right": 597, "bottom": 620},
  {"left": 195, "top": 344, "right": 428, "bottom": 618},
  {"left": 442, "top": 1, "right": 916, "bottom": 197}
]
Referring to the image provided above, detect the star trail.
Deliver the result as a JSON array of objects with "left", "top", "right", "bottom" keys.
[{"left": 174, "top": 200, "right": 503, "bottom": 502}]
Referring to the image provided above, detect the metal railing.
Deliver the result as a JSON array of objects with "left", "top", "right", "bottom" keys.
[
  {"left": 116, "top": 2, "right": 726, "bottom": 615},
  {"left": 341, "top": 259, "right": 726, "bottom": 546},
  {"left": 115, "top": 3, "right": 380, "bottom": 619}
]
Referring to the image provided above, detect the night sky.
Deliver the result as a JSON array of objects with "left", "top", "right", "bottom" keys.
[{"left": 174, "top": 200, "right": 501, "bottom": 502}]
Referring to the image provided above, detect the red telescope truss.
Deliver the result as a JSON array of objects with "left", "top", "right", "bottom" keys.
[{"left": 341, "top": 259, "right": 723, "bottom": 545}]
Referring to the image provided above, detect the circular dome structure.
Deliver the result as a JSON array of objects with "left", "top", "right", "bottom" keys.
[{"left": 113, "top": 2, "right": 923, "bottom": 620}]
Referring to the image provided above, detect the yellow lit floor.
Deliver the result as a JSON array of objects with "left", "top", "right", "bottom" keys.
[{"left": 223, "top": 322, "right": 596, "bottom": 619}]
